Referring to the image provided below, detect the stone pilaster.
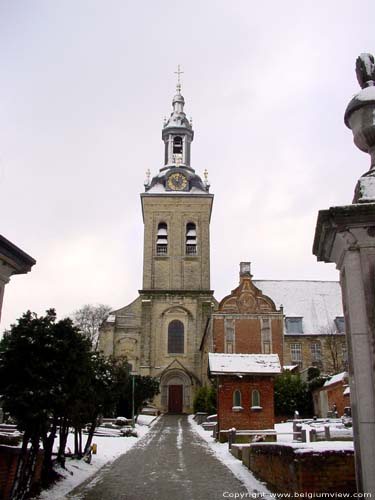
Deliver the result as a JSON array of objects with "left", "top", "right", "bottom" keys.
[{"left": 314, "top": 204, "right": 375, "bottom": 494}]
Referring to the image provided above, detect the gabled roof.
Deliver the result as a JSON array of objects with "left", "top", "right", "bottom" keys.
[
  {"left": 254, "top": 280, "right": 343, "bottom": 335},
  {"left": 208, "top": 353, "right": 281, "bottom": 376},
  {"left": 323, "top": 371, "right": 348, "bottom": 387}
]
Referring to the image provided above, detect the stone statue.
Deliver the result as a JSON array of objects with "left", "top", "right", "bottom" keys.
[{"left": 356, "top": 53, "right": 375, "bottom": 89}]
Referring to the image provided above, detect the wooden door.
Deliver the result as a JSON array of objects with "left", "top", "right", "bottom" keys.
[{"left": 168, "top": 385, "right": 183, "bottom": 413}]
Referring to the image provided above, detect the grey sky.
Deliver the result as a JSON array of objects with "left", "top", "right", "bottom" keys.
[{"left": 1, "top": 0, "right": 374, "bottom": 331}]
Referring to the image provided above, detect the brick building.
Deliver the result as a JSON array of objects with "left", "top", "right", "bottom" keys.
[
  {"left": 208, "top": 353, "right": 281, "bottom": 432},
  {"left": 99, "top": 80, "right": 346, "bottom": 416},
  {"left": 201, "top": 262, "right": 284, "bottom": 385},
  {"left": 313, "top": 371, "right": 350, "bottom": 418}
]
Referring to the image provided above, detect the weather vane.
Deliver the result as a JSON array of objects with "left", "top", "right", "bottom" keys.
[{"left": 174, "top": 64, "right": 184, "bottom": 92}]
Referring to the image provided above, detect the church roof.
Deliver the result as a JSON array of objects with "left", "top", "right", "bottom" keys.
[
  {"left": 145, "top": 167, "right": 209, "bottom": 194},
  {"left": 209, "top": 353, "right": 281, "bottom": 375},
  {"left": 253, "top": 280, "right": 343, "bottom": 335}
]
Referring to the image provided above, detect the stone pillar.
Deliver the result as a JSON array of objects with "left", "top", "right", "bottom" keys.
[{"left": 313, "top": 53, "right": 375, "bottom": 495}]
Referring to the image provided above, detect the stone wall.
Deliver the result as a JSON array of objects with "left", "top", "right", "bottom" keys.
[{"left": 242, "top": 443, "right": 356, "bottom": 493}]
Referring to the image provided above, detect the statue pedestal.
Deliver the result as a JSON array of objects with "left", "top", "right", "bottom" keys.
[{"left": 314, "top": 203, "right": 375, "bottom": 494}]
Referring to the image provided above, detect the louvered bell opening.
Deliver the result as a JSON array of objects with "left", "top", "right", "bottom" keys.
[{"left": 156, "top": 243, "right": 168, "bottom": 255}]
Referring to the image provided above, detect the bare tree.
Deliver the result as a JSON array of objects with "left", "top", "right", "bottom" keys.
[
  {"left": 73, "top": 304, "right": 112, "bottom": 350},
  {"left": 320, "top": 323, "right": 347, "bottom": 374}
]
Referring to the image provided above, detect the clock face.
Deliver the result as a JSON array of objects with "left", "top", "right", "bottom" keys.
[{"left": 167, "top": 172, "right": 188, "bottom": 191}]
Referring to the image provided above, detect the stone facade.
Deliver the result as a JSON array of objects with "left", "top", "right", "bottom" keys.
[
  {"left": 99, "top": 86, "right": 216, "bottom": 413},
  {"left": 0, "top": 235, "right": 35, "bottom": 325},
  {"left": 283, "top": 333, "right": 347, "bottom": 374}
]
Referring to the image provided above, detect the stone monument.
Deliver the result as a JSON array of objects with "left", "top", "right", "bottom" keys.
[{"left": 313, "top": 53, "right": 375, "bottom": 494}]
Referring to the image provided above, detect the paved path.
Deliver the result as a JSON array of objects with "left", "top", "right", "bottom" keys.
[{"left": 69, "top": 414, "right": 248, "bottom": 500}]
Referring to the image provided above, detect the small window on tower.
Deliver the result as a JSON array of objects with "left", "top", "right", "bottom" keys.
[
  {"left": 156, "top": 222, "right": 168, "bottom": 256},
  {"left": 186, "top": 223, "right": 197, "bottom": 255},
  {"left": 173, "top": 136, "right": 183, "bottom": 154}
]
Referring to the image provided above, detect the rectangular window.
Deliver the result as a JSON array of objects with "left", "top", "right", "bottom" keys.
[
  {"left": 311, "top": 343, "right": 321, "bottom": 362},
  {"left": 261, "top": 318, "right": 271, "bottom": 341},
  {"left": 285, "top": 317, "right": 303, "bottom": 334},
  {"left": 290, "top": 343, "right": 302, "bottom": 363},
  {"left": 263, "top": 341, "right": 271, "bottom": 354},
  {"left": 224, "top": 318, "right": 235, "bottom": 341},
  {"left": 226, "top": 341, "right": 233, "bottom": 354}
]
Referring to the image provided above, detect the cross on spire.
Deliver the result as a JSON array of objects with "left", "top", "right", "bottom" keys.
[{"left": 174, "top": 64, "right": 184, "bottom": 92}]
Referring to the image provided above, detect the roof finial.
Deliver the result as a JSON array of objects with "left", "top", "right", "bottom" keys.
[{"left": 174, "top": 64, "right": 184, "bottom": 93}]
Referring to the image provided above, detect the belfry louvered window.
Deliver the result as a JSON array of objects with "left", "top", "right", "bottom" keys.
[
  {"left": 156, "top": 222, "right": 168, "bottom": 256},
  {"left": 186, "top": 223, "right": 197, "bottom": 255},
  {"left": 173, "top": 136, "right": 183, "bottom": 154}
]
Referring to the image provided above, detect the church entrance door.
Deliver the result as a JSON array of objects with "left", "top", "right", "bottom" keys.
[{"left": 168, "top": 385, "right": 183, "bottom": 413}]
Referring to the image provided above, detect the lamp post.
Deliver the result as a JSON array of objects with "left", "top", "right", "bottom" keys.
[{"left": 131, "top": 372, "right": 136, "bottom": 428}]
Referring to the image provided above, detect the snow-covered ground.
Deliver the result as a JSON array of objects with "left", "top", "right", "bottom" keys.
[
  {"left": 35, "top": 415, "right": 158, "bottom": 500},
  {"left": 188, "top": 415, "right": 273, "bottom": 497},
  {"left": 189, "top": 418, "right": 354, "bottom": 498}
]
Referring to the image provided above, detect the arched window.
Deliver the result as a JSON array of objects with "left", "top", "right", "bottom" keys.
[
  {"left": 173, "top": 136, "right": 183, "bottom": 154},
  {"left": 156, "top": 222, "right": 168, "bottom": 256},
  {"left": 186, "top": 222, "right": 197, "bottom": 255},
  {"left": 251, "top": 389, "right": 261, "bottom": 408},
  {"left": 168, "top": 320, "right": 184, "bottom": 354},
  {"left": 233, "top": 389, "right": 242, "bottom": 408}
]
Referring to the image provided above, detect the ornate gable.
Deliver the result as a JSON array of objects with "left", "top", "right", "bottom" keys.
[{"left": 219, "top": 273, "right": 277, "bottom": 314}]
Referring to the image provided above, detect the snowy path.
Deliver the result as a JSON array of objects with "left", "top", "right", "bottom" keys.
[{"left": 68, "top": 414, "right": 248, "bottom": 500}]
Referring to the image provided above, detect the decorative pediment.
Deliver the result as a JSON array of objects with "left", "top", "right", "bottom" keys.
[{"left": 219, "top": 276, "right": 277, "bottom": 314}]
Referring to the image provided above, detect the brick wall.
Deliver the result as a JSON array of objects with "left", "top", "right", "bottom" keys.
[
  {"left": 0, "top": 446, "right": 44, "bottom": 500},
  {"left": 243, "top": 443, "right": 356, "bottom": 493},
  {"left": 217, "top": 375, "right": 275, "bottom": 431}
]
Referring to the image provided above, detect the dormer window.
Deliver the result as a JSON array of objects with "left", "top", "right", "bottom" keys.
[
  {"left": 186, "top": 223, "right": 197, "bottom": 255},
  {"left": 335, "top": 317, "right": 345, "bottom": 333},
  {"left": 156, "top": 222, "right": 168, "bottom": 256},
  {"left": 173, "top": 136, "right": 183, "bottom": 154},
  {"left": 285, "top": 317, "right": 303, "bottom": 334}
]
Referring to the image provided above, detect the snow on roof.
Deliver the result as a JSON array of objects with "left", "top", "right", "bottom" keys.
[
  {"left": 146, "top": 184, "right": 207, "bottom": 194},
  {"left": 343, "top": 386, "right": 350, "bottom": 396},
  {"left": 253, "top": 280, "right": 343, "bottom": 335},
  {"left": 323, "top": 371, "right": 348, "bottom": 387},
  {"left": 209, "top": 353, "right": 281, "bottom": 375},
  {"left": 283, "top": 365, "right": 299, "bottom": 371}
]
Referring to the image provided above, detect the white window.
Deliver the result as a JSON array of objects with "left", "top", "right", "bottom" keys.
[
  {"left": 311, "top": 343, "right": 322, "bottom": 362},
  {"left": 186, "top": 223, "right": 197, "bottom": 255},
  {"left": 290, "top": 343, "right": 302, "bottom": 363},
  {"left": 251, "top": 389, "right": 261, "bottom": 408},
  {"left": 261, "top": 318, "right": 271, "bottom": 353},
  {"left": 156, "top": 222, "right": 168, "bottom": 255}
]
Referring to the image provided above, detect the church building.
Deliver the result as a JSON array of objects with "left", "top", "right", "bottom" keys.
[
  {"left": 99, "top": 76, "right": 346, "bottom": 418},
  {"left": 99, "top": 79, "right": 216, "bottom": 413}
]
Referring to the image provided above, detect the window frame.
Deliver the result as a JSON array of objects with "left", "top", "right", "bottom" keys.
[{"left": 167, "top": 319, "right": 185, "bottom": 354}]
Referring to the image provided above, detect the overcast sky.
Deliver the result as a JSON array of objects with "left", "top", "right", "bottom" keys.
[{"left": 1, "top": 0, "right": 374, "bottom": 331}]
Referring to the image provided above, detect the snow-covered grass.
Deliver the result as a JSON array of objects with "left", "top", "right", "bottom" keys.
[
  {"left": 35, "top": 417, "right": 158, "bottom": 500},
  {"left": 188, "top": 415, "right": 272, "bottom": 497}
]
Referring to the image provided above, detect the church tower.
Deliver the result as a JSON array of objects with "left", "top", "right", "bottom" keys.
[{"left": 99, "top": 71, "right": 215, "bottom": 413}]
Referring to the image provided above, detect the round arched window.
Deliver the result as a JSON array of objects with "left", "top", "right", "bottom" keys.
[{"left": 168, "top": 320, "right": 184, "bottom": 354}]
